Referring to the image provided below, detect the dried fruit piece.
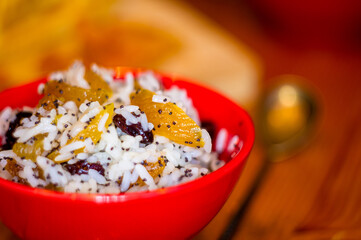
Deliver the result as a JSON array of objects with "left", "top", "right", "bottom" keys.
[
  {"left": 44, "top": 184, "right": 63, "bottom": 192},
  {"left": 145, "top": 157, "right": 166, "bottom": 178},
  {"left": 201, "top": 121, "right": 216, "bottom": 139},
  {"left": 38, "top": 93, "right": 62, "bottom": 111},
  {"left": 12, "top": 135, "right": 44, "bottom": 162},
  {"left": 130, "top": 88, "right": 204, "bottom": 147},
  {"left": 4, "top": 159, "right": 28, "bottom": 185},
  {"left": 113, "top": 114, "right": 153, "bottom": 144},
  {"left": 2, "top": 111, "right": 32, "bottom": 150},
  {"left": 49, "top": 103, "right": 114, "bottom": 163},
  {"left": 63, "top": 160, "right": 105, "bottom": 176},
  {"left": 38, "top": 70, "right": 112, "bottom": 110},
  {"left": 136, "top": 157, "right": 165, "bottom": 186},
  {"left": 84, "top": 70, "right": 112, "bottom": 96},
  {"left": 74, "top": 103, "right": 114, "bottom": 144},
  {"left": 39, "top": 81, "right": 110, "bottom": 109}
]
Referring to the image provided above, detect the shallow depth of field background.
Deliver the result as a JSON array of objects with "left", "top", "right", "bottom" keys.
[{"left": 1, "top": 0, "right": 361, "bottom": 239}]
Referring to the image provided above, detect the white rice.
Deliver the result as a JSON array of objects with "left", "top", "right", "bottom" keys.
[
  {"left": 0, "top": 62, "right": 240, "bottom": 194},
  {"left": 215, "top": 128, "right": 228, "bottom": 153}
]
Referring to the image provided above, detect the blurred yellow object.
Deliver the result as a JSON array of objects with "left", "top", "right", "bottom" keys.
[
  {"left": 0, "top": 0, "right": 115, "bottom": 89},
  {"left": 267, "top": 103, "right": 307, "bottom": 144},
  {"left": 0, "top": 0, "right": 260, "bottom": 108}
]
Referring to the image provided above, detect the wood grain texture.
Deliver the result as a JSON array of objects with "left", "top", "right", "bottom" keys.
[{"left": 186, "top": 0, "right": 361, "bottom": 239}]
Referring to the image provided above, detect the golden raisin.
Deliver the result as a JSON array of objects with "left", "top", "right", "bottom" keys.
[
  {"left": 12, "top": 135, "right": 44, "bottom": 162},
  {"left": 4, "top": 159, "right": 28, "bottom": 185}
]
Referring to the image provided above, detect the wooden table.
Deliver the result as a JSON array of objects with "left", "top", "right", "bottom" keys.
[{"left": 186, "top": 0, "right": 361, "bottom": 239}]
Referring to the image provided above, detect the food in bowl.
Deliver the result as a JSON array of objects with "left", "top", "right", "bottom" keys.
[{"left": 0, "top": 62, "right": 240, "bottom": 194}]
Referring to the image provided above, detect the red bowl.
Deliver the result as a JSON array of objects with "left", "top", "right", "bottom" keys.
[{"left": 0, "top": 73, "right": 254, "bottom": 240}]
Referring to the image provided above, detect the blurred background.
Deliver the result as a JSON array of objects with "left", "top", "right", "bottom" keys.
[{"left": 1, "top": 0, "right": 361, "bottom": 239}]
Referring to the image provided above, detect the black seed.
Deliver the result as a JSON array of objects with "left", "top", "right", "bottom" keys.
[
  {"left": 172, "top": 121, "right": 176, "bottom": 125},
  {"left": 167, "top": 125, "right": 171, "bottom": 128},
  {"left": 158, "top": 109, "right": 162, "bottom": 114},
  {"left": 169, "top": 112, "right": 172, "bottom": 115}
]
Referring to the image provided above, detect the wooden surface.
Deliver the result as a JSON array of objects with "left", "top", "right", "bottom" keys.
[
  {"left": 1, "top": 0, "right": 361, "bottom": 239},
  {"left": 186, "top": 0, "right": 361, "bottom": 239}
]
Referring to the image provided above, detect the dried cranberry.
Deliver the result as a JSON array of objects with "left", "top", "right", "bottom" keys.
[
  {"left": 201, "top": 121, "right": 216, "bottom": 139},
  {"left": 113, "top": 114, "right": 153, "bottom": 144},
  {"left": 2, "top": 111, "right": 32, "bottom": 150},
  {"left": 63, "top": 160, "right": 105, "bottom": 176}
]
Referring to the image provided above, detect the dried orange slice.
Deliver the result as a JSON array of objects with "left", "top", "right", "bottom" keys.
[
  {"left": 84, "top": 69, "right": 112, "bottom": 95},
  {"left": 38, "top": 70, "right": 112, "bottom": 110},
  {"left": 130, "top": 88, "right": 204, "bottom": 148},
  {"left": 135, "top": 157, "right": 165, "bottom": 186},
  {"left": 49, "top": 103, "right": 114, "bottom": 163}
]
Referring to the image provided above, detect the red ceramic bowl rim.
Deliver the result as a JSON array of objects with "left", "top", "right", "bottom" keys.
[{"left": 0, "top": 71, "right": 254, "bottom": 203}]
